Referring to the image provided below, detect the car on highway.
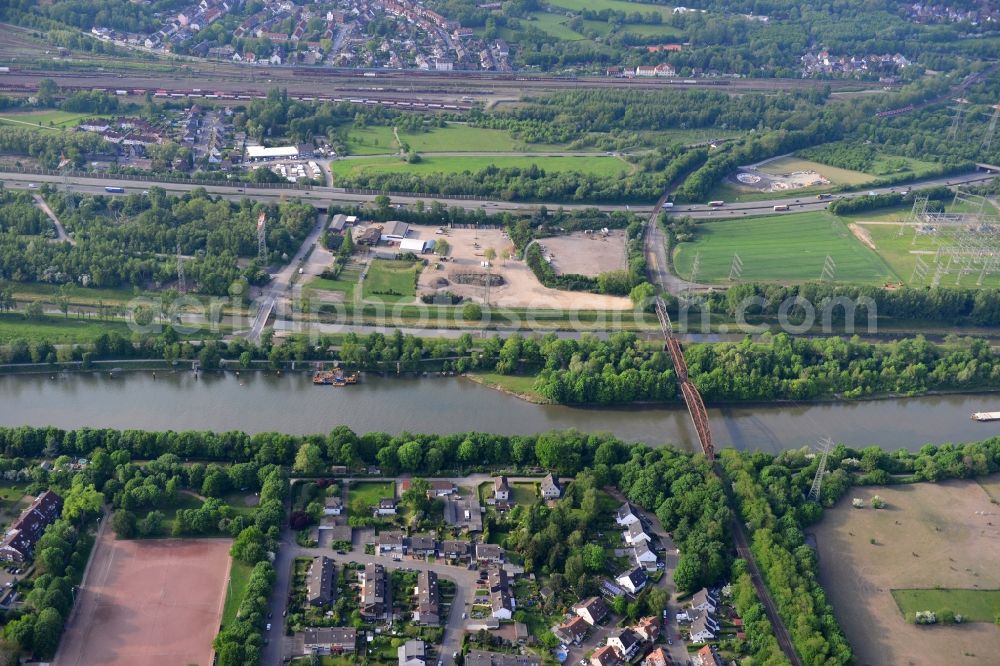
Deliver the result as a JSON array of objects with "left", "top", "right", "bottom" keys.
[{"left": 27, "top": 183, "right": 36, "bottom": 189}]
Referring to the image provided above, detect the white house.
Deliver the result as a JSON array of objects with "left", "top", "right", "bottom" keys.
[
  {"left": 615, "top": 503, "right": 640, "bottom": 527},
  {"left": 493, "top": 476, "right": 511, "bottom": 502},
  {"left": 623, "top": 521, "right": 651, "bottom": 545},
  {"left": 324, "top": 496, "right": 343, "bottom": 516},
  {"left": 540, "top": 474, "right": 561, "bottom": 499},
  {"left": 375, "top": 498, "right": 398, "bottom": 516},
  {"left": 690, "top": 587, "right": 718, "bottom": 614},
  {"left": 689, "top": 613, "right": 719, "bottom": 643},
  {"left": 607, "top": 629, "right": 642, "bottom": 661},
  {"left": 615, "top": 567, "right": 647, "bottom": 595},
  {"left": 632, "top": 540, "right": 657, "bottom": 568},
  {"left": 573, "top": 597, "right": 610, "bottom": 626}
]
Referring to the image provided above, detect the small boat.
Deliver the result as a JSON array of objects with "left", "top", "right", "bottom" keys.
[{"left": 971, "top": 411, "right": 1000, "bottom": 422}]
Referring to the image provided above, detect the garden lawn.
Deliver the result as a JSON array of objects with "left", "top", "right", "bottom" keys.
[
  {"left": 348, "top": 481, "right": 394, "bottom": 510},
  {"left": 672, "top": 211, "right": 897, "bottom": 284},
  {"left": 891, "top": 588, "right": 1000, "bottom": 623},
  {"left": 306, "top": 269, "right": 358, "bottom": 301},
  {"left": 511, "top": 482, "right": 539, "bottom": 505},
  {"left": 221, "top": 559, "right": 254, "bottom": 627},
  {"left": 362, "top": 259, "right": 421, "bottom": 301},
  {"left": 330, "top": 155, "right": 631, "bottom": 179}
]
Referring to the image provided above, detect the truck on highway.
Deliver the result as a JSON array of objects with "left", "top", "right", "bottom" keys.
[
  {"left": 661, "top": 201, "right": 674, "bottom": 209},
  {"left": 773, "top": 204, "right": 789, "bottom": 211},
  {"left": 707, "top": 200, "right": 724, "bottom": 207},
  {"left": 104, "top": 186, "right": 125, "bottom": 194}
]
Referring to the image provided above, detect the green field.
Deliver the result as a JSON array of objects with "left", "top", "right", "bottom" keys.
[
  {"left": 673, "top": 211, "right": 897, "bottom": 284},
  {"left": 511, "top": 482, "right": 539, "bottom": 505},
  {"left": 348, "top": 481, "right": 394, "bottom": 512},
  {"left": 859, "top": 222, "right": 1000, "bottom": 289},
  {"left": 0, "top": 313, "right": 141, "bottom": 345},
  {"left": 526, "top": 12, "right": 588, "bottom": 40},
  {"left": 362, "top": 259, "right": 421, "bottom": 301},
  {"left": 467, "top": 372, "right": 544, "bottom": 401},
  {"left": 345, "top": 126, "right": 399, "bottom": 155},
  {"left": 0, "top": 110, "right": 104, "bottom": 131},
  {"left": 331, "top": 155, "right": 631, "bottom": 179},
  {"left": 892, "top": 588, "right": 1000, "bottom": 623},
  {"left": 347, "top": 123, "right": 566, "bottom": 155},
  {"left": 547, "top": 0, "right": 674, "bottom": 19},
  {"left": 305, "top": 269, "right": 359, "bottom": 302},
  {"left": 222, "top": 559, "right": 254, "bottom": 627}
]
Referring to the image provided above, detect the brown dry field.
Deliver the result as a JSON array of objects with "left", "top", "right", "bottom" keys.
[
  {"left": 55, "top": 531, "right": 232, "bottom": 666},
  {"left": 814, "top": 477, "right": 1000, "bottom": 666},
  {"left": 416, "top": 228, "right": 632, "bottom": 310},
  {"left": 538, "top": 230, "right": 627, "bottom": 277}
]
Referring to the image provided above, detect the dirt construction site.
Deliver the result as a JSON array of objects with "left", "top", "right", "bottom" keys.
[
  {"left": 55, "top": 531, "right": 232, "bottom": 666},
  {"left": 814, "top": 478, "right": 1000, "bottom": 666},
  {"left": 538, "top": 230, "right": 627, "bottom": 276},
  {"left": 416, "top": 228, "right": 632, "bottom": 310}
]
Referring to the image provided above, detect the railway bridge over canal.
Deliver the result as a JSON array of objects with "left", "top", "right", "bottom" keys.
[{"left": 653, "top": 295, "right": 805, "bottom": 666}]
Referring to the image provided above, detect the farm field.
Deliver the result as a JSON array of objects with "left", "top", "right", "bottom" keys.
[
  {"left": 891, "top": 588, "right": 1000, "bottom": 623},
  {"left": 814, "top": 478, "right": 1000, "bottom": 666},
  {"left": 330, "top": 155, "right": 631, "bottom": 178},
  {"left": 672, "top": 211, "right": 897, "bottom": 284},
  {"left": 526, "top": 12, "right": 586, "bottom": 41},
  {"left": 362, "top": 259, "right": 421, "bottom": 302},
  {"left": 0, "top": 110, "right": 102, "bottom": 131},
  {"left": 56, "top": 533, "right": 232, "bottom": 666}
]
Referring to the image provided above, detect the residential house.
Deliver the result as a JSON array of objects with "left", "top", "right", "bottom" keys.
[
  {"left": 487, "top": 565, "right": 514, "bottom": 620},
  {"left": 623, "top": 521, "right": 652, "bottom": 546},
  {"left": 634, "top": 616, "right": 659, "bottom": 643},
  {"left": 398, "top": 639, "right": 426, "bottom": 666},
  {"left": 414, "top": 570, "right": 439, "bottom": 626},
  {"left": 476, "top": 543, "right": 504, "bottom": 564},
  {"left": 306, "top": 556, "right": 335, "bottom": 606},
  {"left": 615, "top": 567, "right": 647, "bottom": 595},
  {"left": 375, "top": 498, "right": 397, "bottom": 516},
  {"left": 689, "top": 612, "right": 720, "bottom": 643},
  {"left": 465, "top": 651, "right": 541, "bottom": 666},
  {"left": 615, "top": 503, "right": 640, "bottom": 527},
  {"left": 324, "top": 496, "right": 343, "bottom": 515},
  {"left": 608, "top": 629, "right": 643, "bottom": 661},
  {"left": 357, "top": 226, "right": 383, "bottom": 245},
  {"left": 694, "top": 645, "right": 723, "bottom": 666},
  {"left": 493, "top": 476, "right": 511, "bottom": 503},
  {"left": 573, "top": 596, "right": 610, "bottom": 625},
  {"left": 360, "top": 563, "right": 392, "bottom": 621},
  {"left": 0, "top": 490, "right": 63, "bottom": 562},
  {"left": 304, "top": 627, "right": 357, "bottom": 654},
  {"left": 428, "top": 480, "right": 457, "bottom": 496},
  {"left": 590, "top": 645, "right": 623, "bottom": 666},
  {"left": 643, "top": 647, "right": 670, "bottom": 666},
  {"left": 408, "top": 535, "right": 437, "bottom": 558},
  {"left": 554, "top": 615, "right": 590, "bottom": 645},
  {"left": 438, "top": 540, "right": 471, "bottom": 561},
  {"left": 690, "top": 587, "right": 718, "bottom": 614},
  {"left": 540, "top": 474, "right": 561, "bottom": 499},
  {"left": 377, "top": 532, "right": 406, "bottom": 556},
  {"left": 633, "top": 540, "right": 658, "bottom": 569}
]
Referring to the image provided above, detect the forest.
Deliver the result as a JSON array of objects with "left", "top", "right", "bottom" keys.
[{"left": 0, "top": 188, "right": 314, "bottom": 295}]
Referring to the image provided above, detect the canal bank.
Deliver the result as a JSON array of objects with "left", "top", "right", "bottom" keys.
[{"left": 0, "top": 371, "right": 997, "bottom": 452}]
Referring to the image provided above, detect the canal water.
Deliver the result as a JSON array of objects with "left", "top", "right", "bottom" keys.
[{"left": 0, "top": 371, "right": 997, "bottom": 453}]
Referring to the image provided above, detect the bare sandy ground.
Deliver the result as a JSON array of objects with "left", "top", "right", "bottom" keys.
[
  {"left": 538, "top": 230, "right": 627, "bottom": 277},
  {"left": 418, "top": 228, "right": 632, "bottom": 310},
  {"left": 848, "top": 223, "right": 877, "bottom": 250},
  {"left": 56, "top": 532, "right": 232, "bottom": 666},
  {"left": 814, "top": 478, "right": 1000, "bottom": 666}
]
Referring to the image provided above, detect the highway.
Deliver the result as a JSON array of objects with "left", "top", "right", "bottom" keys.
[
  {"left": 0, "top": 172, "right": 644, "bottom": 213},
  {"left": 668, "top": 171, "right": 998, "bottom": 219}
]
